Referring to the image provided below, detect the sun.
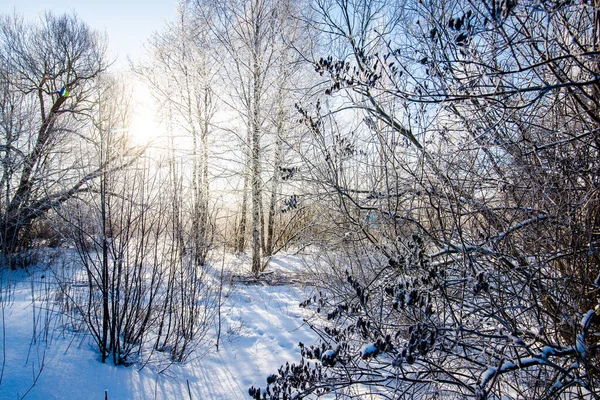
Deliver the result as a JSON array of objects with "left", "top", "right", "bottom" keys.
[{"left": 127, "top": 81, "right": 166, "bottom": 146}]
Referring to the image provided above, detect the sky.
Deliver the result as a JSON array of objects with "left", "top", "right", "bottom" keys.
[
  {"left": 1, "top": 1, "right": 181, "bottom": 143},
  {"left": 1, "top": 0, "right": 179, "bottom": 68}
]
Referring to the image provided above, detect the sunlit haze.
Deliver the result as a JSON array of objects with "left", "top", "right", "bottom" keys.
[
  {"left": 2, "top": 1, "right": 178, "bottom": 145},
  {"left": 128, "top": 79, "right": 167, "bottom": 146}
]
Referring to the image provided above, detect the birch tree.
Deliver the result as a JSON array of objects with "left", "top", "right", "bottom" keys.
[
  {"left": 204, "top": 0, "right": 291, "bottom": 274},
  {"left": 138, "top": 2, "right": 217, "bottom": 266}
]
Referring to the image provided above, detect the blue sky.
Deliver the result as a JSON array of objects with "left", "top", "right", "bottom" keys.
[{"left": 1, "top": 0, "right": 179, "bottom": 67}]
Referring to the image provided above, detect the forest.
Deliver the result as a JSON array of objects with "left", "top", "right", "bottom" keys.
[{"left": 0, "top": 0, "right": 599, "bottom": 398}]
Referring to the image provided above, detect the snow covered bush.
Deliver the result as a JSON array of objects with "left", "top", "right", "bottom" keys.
[
  {"left": 260, "top": 235, "right": 600, "bottom": 398},
  {"left": 254, "top": 0, "right": 600, "bottom": 397}
]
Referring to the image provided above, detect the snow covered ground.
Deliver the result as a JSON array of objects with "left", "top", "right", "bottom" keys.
[{"left": 0, "top": 253, "right": 318, "bottom": 399}]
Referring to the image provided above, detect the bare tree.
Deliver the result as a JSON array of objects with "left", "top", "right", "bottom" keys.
[
  {"left": 205, "top": 0, "right": 278, "bottom": 274},
  {"left": 0, "top": 13, "right": 108, "bottom": 264},
  {"left": 55, "top": 74, "right": 214, "bottom": 366},
  {"left": 201, "top": 0, "right": 316, "bottom": 273},
  {"left": 262, "top": 1, "right": 315, "bottom": 258},
  {"left": 136, "top": 2, "right": 218, "bottom": 267},
  {"left": 256, "top": 0, "right": 600, "bottom": 398}
]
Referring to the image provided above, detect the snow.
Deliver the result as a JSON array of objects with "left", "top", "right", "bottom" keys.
[
  {"left": 581, "top": 309, "right": 595, "bottom": 330},
  {"left": 0, "top": 254, "right": 318, "bottom": 399},
  {"left": 360, "top": 343, "right": 378, "bottom": 359},
  {"left": 549, "top": 377, "right": 564, "bottom": 392},
  {"left": 480, "top": 366, "right": 497, "bottom": 384},
  {"left": 321, "top": 349, "right": 336, "bottom": 365},
  {"left": 322, "top": 349, "right": 336, "bottom": 358},
  {"left": 540, "top": 346, "right": 558, "bottom": 358},
  {"left": 500, "top": 361, "right": 516, "bottom": 370},
  {"left": 576, "top": 333, "right": 587, "bottom": 358}
]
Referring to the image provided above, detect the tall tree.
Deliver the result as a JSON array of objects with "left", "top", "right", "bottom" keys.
[
  {"left": 262, "top": 0, "right": 314, "bottom": 257},
  {"left": 204, "top": 0, "right": 289, "bottom": 274},
  {"left": 137, "top": 1, "right": 217, "bottom": 266},
  {"left": 0, "top": 13, "right": 108, "bottom": 262}
]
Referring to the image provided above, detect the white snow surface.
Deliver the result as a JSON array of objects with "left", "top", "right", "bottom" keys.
[
  {"left": 360, "top": 343, "right": 378, "bottom": 358},
  {"left": 0, "top": 253, "right": 318, "bottom": 399},
  {"left": 321, "top": 349, "right": 336, "bottom": 359}
]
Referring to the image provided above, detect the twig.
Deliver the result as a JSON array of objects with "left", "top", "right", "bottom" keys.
[{"left": 186, "top": 379, "right": 193, "bottom": 400}]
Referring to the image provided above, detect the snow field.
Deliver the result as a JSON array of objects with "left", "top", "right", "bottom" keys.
[{"left": 0, "top": 253, "right": 317, "bottom": 399}]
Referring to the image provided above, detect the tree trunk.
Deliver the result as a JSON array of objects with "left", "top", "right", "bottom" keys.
[
  {"left": 251, "top": 111, "right": 262, "bottom": 274},
  {"left": 259, "top": 189, "right": 266, "bottom": 254},
  {"left": 251, "top": 4, "right": 263, "bottom": 275},
  {"left": 266, "top": 131, "right": 283, "bottom": 257},
  {"left": 100, "top": 130, "right": 109, "bottom": 364},
  {"left": 237, "top": 148, "right": 250, "bottom": 253},
  {"left": 197, "top": 85, "right": 211, "bottom": 266}
]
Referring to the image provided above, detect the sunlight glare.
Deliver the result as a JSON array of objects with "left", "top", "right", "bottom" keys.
[{"left": 128, "top": 82, "right": 166, "bottom": 146}]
